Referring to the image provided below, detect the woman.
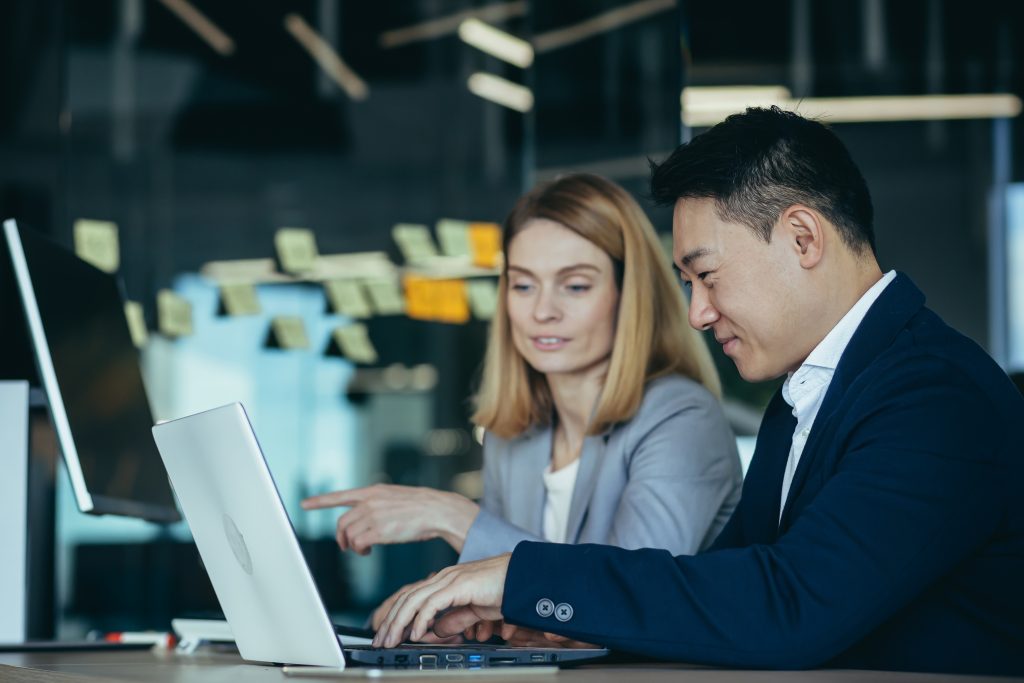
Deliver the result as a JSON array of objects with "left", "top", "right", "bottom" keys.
[{"left": 303, "top": 173, "right": 742, "bottom": 605}]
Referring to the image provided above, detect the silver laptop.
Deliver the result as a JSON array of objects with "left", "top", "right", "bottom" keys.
[{"left": 152, "top": 402, "right": 609, "bottom": 669}]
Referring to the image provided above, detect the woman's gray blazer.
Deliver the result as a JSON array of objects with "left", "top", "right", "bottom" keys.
[{"left": 459, "top": 374, "right": 742, "bottom": 563}]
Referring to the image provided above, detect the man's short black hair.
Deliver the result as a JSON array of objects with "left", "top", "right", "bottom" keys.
[{"left": 650, "top": 106, "right": 876, "bottom": 255}]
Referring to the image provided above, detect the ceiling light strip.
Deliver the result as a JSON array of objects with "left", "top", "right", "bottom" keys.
[
  {"left": 533, "top": 0, "right": 676, "bottom": 54},
  {"left": 380, "top": 1, "right": 528, "bottom": 49},
  {"left": 285, "top": 14, "right": 369, "bottom": 101}
]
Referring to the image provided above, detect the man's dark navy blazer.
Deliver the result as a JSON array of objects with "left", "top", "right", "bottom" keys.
[{"left": 502, "top": 274, "right": 1024, "bottom": 674}]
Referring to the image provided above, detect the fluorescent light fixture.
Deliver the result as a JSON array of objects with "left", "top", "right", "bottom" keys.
[
  {"left": 458, "top": 18, "right": 534, "bottom": 68},
  {"left": 284, "top": 13, "right": 369, "bottom": 101},
  {"left": 533, "top": 0, "right": 676, "bottom": 53},
  {"left": 467, "top": 72, "right": 533, "bottom": 113},
  {"left": 682, "top": 86, "right": 1023, "bottom": 127},
  {"left": 789, "top": 94, "right": 1023, "bottom": 123},
  {"left": 157, "top": 0, "right": 235, "bottom": 56},
  {"left": 380, "top": 1, "right": 527, "bottom": 49}
]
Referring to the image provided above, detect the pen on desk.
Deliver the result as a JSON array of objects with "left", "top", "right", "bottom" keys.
[{"left": 103, "top": 632, "right": 175, "bottom": 649}]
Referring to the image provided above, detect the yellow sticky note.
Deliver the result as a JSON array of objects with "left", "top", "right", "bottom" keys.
[
  {"left": 466, "top": 279, "right": 499, "bottom": 320},
  {"left": 270, "top": 316, "right": 310, "bottom": 349},
  {"left": 468, "top": 222, "right": 501, "bottom": 268},
  {"left": 325, "top": 280, "right": 372, "bottom": 318},
  {"left": 275, "top": 227, "right": 319, "bottom": 274},
  {"left": 403, "top": 275, "right": 470, "bottom": 324},
  {"left": 124, "top": 301, "right": 148, "bottom": 348},
  {"left": 392, "top": 224, "right": 438, "bottom": 265},
  {"left": 73, "top": 219, "right": 120, "bottom": 273},
  {"left": 157, "top": 290, "right": 193, "bottom": 337},
  {"left": 332, "top": 324, "right": 378, "bottom": 365},
  {"left": 436, "top": 219, "right": 472, "bottom": 257},
  {"left": 220, "top": 283, "right": 261, "bottom": 316},
  {"left": 363, "top": 276, "right": 405, "bottom": 316}
]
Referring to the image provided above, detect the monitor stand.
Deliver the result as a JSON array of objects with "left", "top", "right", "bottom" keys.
[{"left": 0, "top": 380, "right": 57, "bottom": 644}]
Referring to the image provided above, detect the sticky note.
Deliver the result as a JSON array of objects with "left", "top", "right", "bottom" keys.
[
  {"left": 466, "top": 279, "right": 499, "bottom": 320},
  {"left": 332, "top": 324, "right": 378, "bottom": 365},
  {"left": 468, "top": 222, "right": 501, "bottom": 268},
  {"left": 275, "top": 227, "right": 319, "bottom": 274},
  {"left": 403, "top": 275, "right": 470, "bottom": 324},
  {"left": 73, "top": 219, "right": 120, "bottom": 273},
  {"left": 325, "top": 280, "right": 372, "bottom": 318},
  {"left": 157, "top": 290, "right": 193, "bottom": 337},
  {"left": 392, "top": 224, "right": 438, "bottom": 264},
  {"left": 436, "top": 219, "right": 472, "bottom": 257},
  {"left": 363, "top": 276, "right": 405, "bottom": 316},
  {"left": 269, "top": 316, "right": 310, "bottom": 349},
  {"left": 123, "top": 300, "right": 148, "bottom": 348},
  {"left": 220, "top": 283, "right": 261, "bottom": 316}
]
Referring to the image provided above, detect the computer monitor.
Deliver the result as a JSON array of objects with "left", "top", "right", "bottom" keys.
[{"left": 1, "top": 219, "right": 180, "bottom": 523}]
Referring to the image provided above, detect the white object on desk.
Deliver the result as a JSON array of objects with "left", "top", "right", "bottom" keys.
[
  {"left": 0, "top": 380, "right": 29, "bottom": 644},
  {"left": 171, "top": 618, "right": 236, "bottom": 655}
]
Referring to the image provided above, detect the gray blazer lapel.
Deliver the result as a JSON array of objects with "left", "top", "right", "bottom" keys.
[
  {"left": 507, "top": 425, "right": 552, "bottom": 534},
  {"left": 564, "top": 434, "right": 606, "bottom": 543}
]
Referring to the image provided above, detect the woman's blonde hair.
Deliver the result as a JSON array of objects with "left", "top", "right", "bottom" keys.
[{"left": 472, "top": 173, "right": 721, "bottom": 438}]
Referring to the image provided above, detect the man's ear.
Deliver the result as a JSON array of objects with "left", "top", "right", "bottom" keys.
[{"left": 780, "top": 205, "right": 825, "bottom": 269}]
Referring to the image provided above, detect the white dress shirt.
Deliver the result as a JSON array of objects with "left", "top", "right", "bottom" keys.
[
  {"left": 779, "top": 270, "right": 896, "bottom": 521},
  {"left": 541, "top": 458, "right": 581, "bottom": 543}
]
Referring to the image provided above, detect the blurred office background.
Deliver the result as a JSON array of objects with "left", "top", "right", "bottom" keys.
[{"left": 1, "top": 0, "right": 1023, "bottom": 636}]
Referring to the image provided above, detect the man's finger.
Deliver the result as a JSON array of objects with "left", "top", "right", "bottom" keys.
[
  {"left": 434, "top": 608, "right": 487, "bottom": 639},
  {"left": 381, "top": 572, "right": 457, "bottom": 647}
]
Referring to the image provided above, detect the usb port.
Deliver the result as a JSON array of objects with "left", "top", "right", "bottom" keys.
[
  {"left": 531, "top": 654, "right": 545, "bottom": 662},
  {"left": 445, "top": 654, "right": 464, "bottom": 662},
  {"left": 419, "top": 655, "right": 437, "bottom": 665},
  {"left": 467, "top": 654, "right": 483, "bottom": 663}
]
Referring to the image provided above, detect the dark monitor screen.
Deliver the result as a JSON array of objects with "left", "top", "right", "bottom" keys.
[{"left": 2, "top": 219, "right": 179, "bottom": 523}]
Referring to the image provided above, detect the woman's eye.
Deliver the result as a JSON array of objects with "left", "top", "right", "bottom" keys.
[
  {"left": 511, "top": 283, "right": 533, "bottom": 293},
  {"left": 566, "top": 283, "right": 591, "bottom": 293}
]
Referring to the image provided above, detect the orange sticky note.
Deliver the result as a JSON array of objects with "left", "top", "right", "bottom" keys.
[
  {"left": 468, "top": 223, "right": 501, "bottom": 268},
  {"left": 403, "top": 276, "right": 470, "bottom": 324}
]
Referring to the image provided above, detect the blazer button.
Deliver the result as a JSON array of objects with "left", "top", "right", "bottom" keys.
[
  {"left": 554, "top": 603, "right": 573, "bottom": 622},
  {"left": 536, "top": 599, "right": 554, "bottom": 618}
]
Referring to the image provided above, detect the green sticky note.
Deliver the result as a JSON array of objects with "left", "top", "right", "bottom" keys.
[
  {"left": 275, "top": 227, "right": 319, "bottom": 274},
  {"left": 157, "top": 290, "right": 193, "bottom": 337},
  {"left": 333, "top": 324, "right": 378, "bottom": 365},
  {"left": 466, "top": 279, "right": 499, "bottom": 320},
  {"left": 220, "top": 283, "right": 261, "bottom": 316},
  {"left": 270, "top": 316, "right": 310, "bottom": 349},
  {"left": 436, "top": 219, "right": 472, "bottom": 257},
  {"left": 392, "top": 223, "right": 438, "bottom": 264},
  {"left": 124, "top": 300, "right": 148, "bottom": 348},
  {"left": 325, "top": 280, "right": 372, "bottom": 318},
  {"left": 363, "top": 276, "right": 405, "bottom": 316},
  {"left": 73, "top": 219, "right": 120, "bottom": 273}
]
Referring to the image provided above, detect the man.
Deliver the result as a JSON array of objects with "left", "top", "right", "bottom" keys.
[{"left": 374, "top": 107, "right": 1024, "bottom": 675}]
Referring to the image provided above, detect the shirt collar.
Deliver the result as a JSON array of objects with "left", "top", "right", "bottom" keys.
[{"left": 782, "top": 270, "right": 896, "bottom": 408}]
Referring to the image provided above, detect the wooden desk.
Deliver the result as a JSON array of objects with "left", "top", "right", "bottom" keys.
[{"left": 0, "top": 649, "right": 1015, "bottom": 683}]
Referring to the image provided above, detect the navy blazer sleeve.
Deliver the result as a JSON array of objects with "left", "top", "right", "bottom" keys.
[{"left": 501, "top": 357, "right": 1011, "bottom": 669}]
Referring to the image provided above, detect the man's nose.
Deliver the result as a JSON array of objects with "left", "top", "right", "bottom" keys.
[{"left": 687, "top": 286, "right": 719, "bottom": 331}]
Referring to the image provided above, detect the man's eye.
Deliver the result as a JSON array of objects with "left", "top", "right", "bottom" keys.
[
  {"left": 566, "top": 284, "right": 591, "bottom": 293},
  {"left": 511, "top": 283, "right": 532, "bottom": 292}
]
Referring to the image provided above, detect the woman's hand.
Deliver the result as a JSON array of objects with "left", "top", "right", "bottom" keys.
[{"left": 301, "top": 484, "right": 479, "bottom": 554}]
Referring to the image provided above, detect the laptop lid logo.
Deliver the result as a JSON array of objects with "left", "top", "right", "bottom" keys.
[{"left": 223, "top": 513, "right": 253, "bottom": 575}]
